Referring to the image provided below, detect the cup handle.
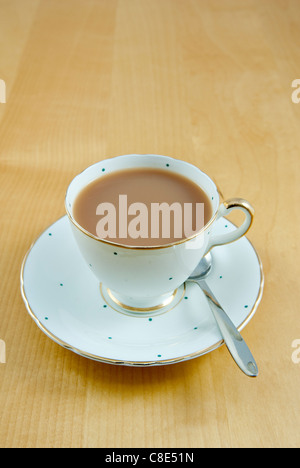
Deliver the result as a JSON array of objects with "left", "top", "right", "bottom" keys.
[{"left": 205, "top": 198, "right": 254, "bottom": 253}]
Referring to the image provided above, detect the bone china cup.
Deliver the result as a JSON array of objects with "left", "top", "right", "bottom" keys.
[{"left": 65, "top": 154, "right": 254, "bottom": 311}]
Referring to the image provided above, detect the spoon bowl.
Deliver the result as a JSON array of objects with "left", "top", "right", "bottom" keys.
[{"left": 190, "top": 252, "right": 212, "bottom": 279}]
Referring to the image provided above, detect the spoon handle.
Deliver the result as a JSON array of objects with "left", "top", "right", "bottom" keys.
[{"left": 195, "top": 280, "right": 258, "bottom": 377}]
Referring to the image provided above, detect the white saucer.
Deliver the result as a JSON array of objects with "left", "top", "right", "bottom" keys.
[{"left": 20, "top": 216, "right": 264, "bottom": 366}]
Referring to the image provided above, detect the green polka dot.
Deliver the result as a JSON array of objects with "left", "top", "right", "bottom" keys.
[
  {"left": 244, "top": 305, "right": 249, "bottom": 308},
  {"left": 166, "top": 163, "right": 170, "bottom": 167},
  {"left": 157, "top": 354, "right": 162, "bottom": 357},
  {"left": 60, "top": 283, "right": 63, "bottom": 287},
  {"left": 108, "top": 336, "right": 112, "bottom": 339},
  {"left": 114, "top": 252, "right": 118, "bottom": 255},
  {"left": 103, "top": 304, "right": 107, "bottom": 308},
  {"left": 184, "top": 296, "right": 188, "bottom": 300},
  {"left": 194, "top": 326, "right": 198, "bottom": 330},
  {"left": 102, "top": 168, "right": 105, "bottom": 172},
  {"left": 169, "top": 277, "right": 173, "bottom": 280},
  {"left": 219, "top": 275, "right": 223, "bottom": 279},
  {"left": 48, "top": 233, "right": 52, "bottom": 236},
  {"left": 148, "top": 318, "right": 152, "bottom": 321},
  {"left": 45, "top": 317, "right": 48, "bottom": 320}
]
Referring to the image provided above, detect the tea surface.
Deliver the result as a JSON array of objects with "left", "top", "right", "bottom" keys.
[{"left": 73, "top": 168, "right": 213, "bottom": 246}]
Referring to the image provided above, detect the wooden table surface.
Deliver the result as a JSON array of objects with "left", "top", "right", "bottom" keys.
[{"left": 1, "top": 0, "right": 300, "bottom": 449}]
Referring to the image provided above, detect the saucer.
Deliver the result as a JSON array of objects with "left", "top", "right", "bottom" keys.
[{"left": 20, "top": 216, "right": 264, "bottom": 366}]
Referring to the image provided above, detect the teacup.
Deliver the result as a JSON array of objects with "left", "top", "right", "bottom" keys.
[{"left": 65, "top": 154, "right": 254, "bottom": 312}]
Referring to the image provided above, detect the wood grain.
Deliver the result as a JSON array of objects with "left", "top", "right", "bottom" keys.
[{"left": 0, "top": 0, "right": 300, "bottom": 448}]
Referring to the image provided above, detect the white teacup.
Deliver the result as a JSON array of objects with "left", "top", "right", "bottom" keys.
[{"left": 65, "top": 154, "right": 254, "bottom": 312}]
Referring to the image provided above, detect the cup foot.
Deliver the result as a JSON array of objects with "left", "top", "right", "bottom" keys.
[{"left": 100, "top": 283, "right": 186, "bottom": 317}]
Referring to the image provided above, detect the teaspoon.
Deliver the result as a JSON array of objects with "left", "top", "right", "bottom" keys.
[{"left": 187, "top": 253, "right": 258, "bottom": 377}]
